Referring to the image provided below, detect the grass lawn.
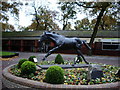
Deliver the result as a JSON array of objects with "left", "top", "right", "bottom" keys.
[{"left": 0, "top": 51, "right": 15, "bottom": 57}]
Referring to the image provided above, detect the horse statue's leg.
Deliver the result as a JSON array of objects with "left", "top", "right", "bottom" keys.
[
  {"left": 74, "top": 55, "right": 82, "bottom": 65},
  {"left": 76, "top": 49, "right": 89, "bottom": 64},
  {"left": 73, "top": 56, "right": 77, "bottom": 65},
  {"left": 42, "top": 43, "right": 64, "bottom": 61},
  {"left": 73, "top": 44, "right": 89, "bottom": 65},
  {"left": 73, "top": 41, "right": 89, "bottom": 65}
]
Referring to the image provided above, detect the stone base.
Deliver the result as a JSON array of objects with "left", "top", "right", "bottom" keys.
[
  {"left": 91, "top": 70, "right": 103, "bottom": 79},
  {"left": 37, "top": 64, "right": 90, "bottom": 69}
]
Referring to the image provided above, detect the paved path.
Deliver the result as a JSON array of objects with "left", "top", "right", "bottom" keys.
[
  {"left": 2, "top": 52, "right": 120, "bottom": 70},
  {"left": 1, "top": 52, "right": 120, "bottom": 89}
]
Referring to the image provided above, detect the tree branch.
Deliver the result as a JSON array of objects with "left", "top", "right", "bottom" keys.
[
  {"left": 75, "top": 2, "right": 102, "bottom": 8},
  {"left": 33, "top": 6, "right": 39, "bottom": 30}
]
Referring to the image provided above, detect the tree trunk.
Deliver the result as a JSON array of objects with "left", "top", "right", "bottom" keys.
[
  {"left": 62, "top": 24, "right": 67, "bottom": 30},
  {"left": 44, "top": 22, "right": 47, "bottom": 30},
  {"left": 101, "top": 24, "right": 105, "bottom": 30},
  {"left": 35, "top": 15, "right": 39, "bottom": 30},
  {"left": 62, "top": 16, "right": 68, "bottom": 30},
  {"left": 88, "top": 7, "right": 107, "bottom": 55},
  {"left": 33, "top": 6, "right": 39, "bottom": 30}
]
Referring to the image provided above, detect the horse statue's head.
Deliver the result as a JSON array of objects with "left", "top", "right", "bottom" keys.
[
  {"left": 39, "top": 31, "right": 50, "bottom": 42},
  {"left": 39, "top": 31, "right": 60, "bottom": 50},
  {"left": 39, "top": 31, "right": 58, "bottom": 42}
]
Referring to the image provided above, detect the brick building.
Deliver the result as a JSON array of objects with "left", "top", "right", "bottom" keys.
[{"left": 2, "top": 30, "right": 120, "bottom": 56}]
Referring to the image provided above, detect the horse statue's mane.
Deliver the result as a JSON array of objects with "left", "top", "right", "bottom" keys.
[{"left": 43, "top": 31, "right": 60, "bottom": 36}]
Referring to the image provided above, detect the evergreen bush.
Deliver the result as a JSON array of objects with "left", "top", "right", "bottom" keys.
[
  {"left": 21, "top": 61, "right": 36, "bottom": 75},
  {"left": 18, "top": 59, "right": 28, "bottom": 68},
  {"left": 28, "top": 56, "right": 36, "bottom": 62},
  {"left": 45, "top": 65, "right": 64, "bottom": 84},
  {"left": 55, "top": 54, "right": 64, "bottom": 64}
]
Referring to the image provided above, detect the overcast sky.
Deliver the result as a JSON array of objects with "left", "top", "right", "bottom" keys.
[{"left": 8, "top": 0, "right": 88, "bottom": 31}]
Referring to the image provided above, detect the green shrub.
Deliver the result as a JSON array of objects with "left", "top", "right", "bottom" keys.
[
  {"left": 55, "top": 54, "right": 64, "bottom": 64},
  {"left": 28, "top": 56, "right": 36, "bottom": 62},
  {"left": 21, "top": 61, "right": 36, "bottom": 75},
  {"left": 18, "top": 59, "right": 28, "bottom": 68},
  {"left": 45, "top": 65, "right": 64, "bottom": 84}
]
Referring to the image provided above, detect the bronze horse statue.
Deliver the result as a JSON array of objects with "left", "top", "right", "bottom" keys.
[{"left": 39, "top": 31, "right": 91, "bottom": 65}]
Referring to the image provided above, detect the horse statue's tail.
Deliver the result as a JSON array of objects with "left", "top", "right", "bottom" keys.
[{"left": 83, "top": 41, "right": 91, "bottom": 50}]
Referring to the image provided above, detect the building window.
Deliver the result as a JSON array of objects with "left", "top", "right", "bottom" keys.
[{"left": 102, "top": 42, "right": 120, "bottom": 51}]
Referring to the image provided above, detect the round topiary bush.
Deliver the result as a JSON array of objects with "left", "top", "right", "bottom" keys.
[
  {"left": 21, "top": 61, "right": 36, "bottom": 75},
  {"left": 45, "top": 65, "right": 64, "bottom": 84},
  {"left": 28, "top": 56, "right": 36, "bottom": 62},
  {"left": 18, "top": 59, "right": 28, "bottom": 69},
  {"left": 55, "top": 54, "right": 64, "bottom": 64}
]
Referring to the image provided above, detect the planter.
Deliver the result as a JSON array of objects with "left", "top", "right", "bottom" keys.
[
  {"left": 2, "top": 64, "right": 120, "bottom": 89},
  {"left": 2, "top": 52, "right": 19, "bottom": 58}
]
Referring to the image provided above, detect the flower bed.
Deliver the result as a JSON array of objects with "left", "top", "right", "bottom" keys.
[
  {"left": 9, "top": 60, "right": 120, "bottom": 85},
  {"left": 2, "top": 64, "right": 120, "bottom": 89}
]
